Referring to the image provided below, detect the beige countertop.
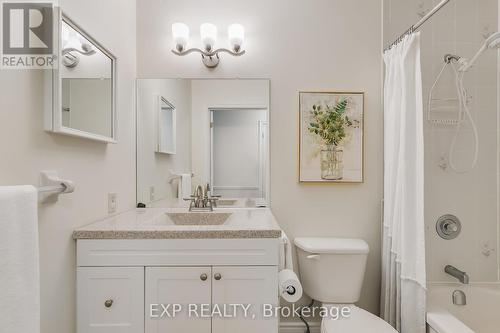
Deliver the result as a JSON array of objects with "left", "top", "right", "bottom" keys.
[{"left": 73, "top": 207, "right": 281, "bottom": 239}]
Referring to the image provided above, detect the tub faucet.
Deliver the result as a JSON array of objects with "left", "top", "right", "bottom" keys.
[
  {"left": 444, "top": 265, "right": 469, "bottom": 284},
  {"left": 452, "top": 290, "right": 466, "bottom": 306}
]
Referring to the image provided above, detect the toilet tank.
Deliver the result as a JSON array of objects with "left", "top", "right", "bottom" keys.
[{"left": 294, "top": 237, "right": 369, "bottom": 304}]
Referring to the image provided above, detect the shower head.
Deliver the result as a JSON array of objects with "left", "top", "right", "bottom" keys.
[
  {"left": 460, "top": 31, "right": 500, "bottom": 72},
  {"left": 485, "top": 31, "right": 500, "bottom": 49}
]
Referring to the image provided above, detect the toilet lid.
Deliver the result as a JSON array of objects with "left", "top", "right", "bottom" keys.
[{"left": 321, "top": 306, "right": 398, "bottom": 333}]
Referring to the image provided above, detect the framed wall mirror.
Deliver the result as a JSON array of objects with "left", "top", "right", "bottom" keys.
[
  {"left": 136, "top": 79, "right": 270, "bottom": 207},
  {"left": 45, "top": 10, "right": 116, "bottom": 143}
]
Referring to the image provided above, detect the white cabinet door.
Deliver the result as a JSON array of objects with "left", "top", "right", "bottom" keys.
[
  {"left": 77, "top": 267, "right": 144, "bottom": 333},
  {"left": 145, "top": 267, "right": 212, "bottom": 333},
  {"left": 212, "top": 266, "right": 279, "bottom": 333}
]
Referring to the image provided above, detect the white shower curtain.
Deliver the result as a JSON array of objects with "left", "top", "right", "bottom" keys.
[{"left": 381, "top": 32, "right": 426, "bottom": 333}]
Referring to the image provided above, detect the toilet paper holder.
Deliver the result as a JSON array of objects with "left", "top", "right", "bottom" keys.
[
  {"left": 278, "top": 269, "right": 303, "bottom": 303},
  {"left": 284, "top": 285, "right": 296, "bottom": 295}
]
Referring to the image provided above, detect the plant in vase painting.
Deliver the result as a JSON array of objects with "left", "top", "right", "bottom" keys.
[{"left": 308, "top": 98, "right": 353, "bottom": 180}]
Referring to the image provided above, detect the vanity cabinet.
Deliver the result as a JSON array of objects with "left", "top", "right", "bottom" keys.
[
  {"left": 211, "top": 266, "right": 278, "bottom": 333},
  {"left": 76, "top": 239, "right": 280, "bottom": 333},
  {"left": 145, "top": 266, "right": 277, "bottom": 333},
  {"left": 77, "top": 267, "right": 144, "bottom": 333},
  {"left": 145, "top": 266, "right": 212, "bottom": 333}
]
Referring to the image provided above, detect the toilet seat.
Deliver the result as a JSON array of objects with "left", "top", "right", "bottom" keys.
[{"left": 321, "top": 305, "right": 397, "bottom": 333}]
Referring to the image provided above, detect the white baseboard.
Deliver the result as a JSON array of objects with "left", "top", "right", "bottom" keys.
[{"left": 279, "top": 321, "right": 321, "bottom": 333}]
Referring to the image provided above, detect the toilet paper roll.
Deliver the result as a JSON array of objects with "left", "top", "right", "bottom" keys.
[{"left": 279, "top": 269, "right": 303, "bottom": 303}]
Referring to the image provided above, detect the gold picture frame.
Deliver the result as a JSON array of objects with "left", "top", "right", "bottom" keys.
[{"left": 298, "top": 91, "right": 364, "bottom": 183}]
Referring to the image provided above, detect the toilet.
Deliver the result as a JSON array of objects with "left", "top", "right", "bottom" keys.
[{"left": 294, "top": 237, "right": 397, "bottom": 333}]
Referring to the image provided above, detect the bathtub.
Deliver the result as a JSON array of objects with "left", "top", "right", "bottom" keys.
[{"left": 426, "top": 283, "right": 500, "bottom": 333}]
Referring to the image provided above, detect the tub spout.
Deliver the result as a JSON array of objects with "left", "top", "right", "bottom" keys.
[
  {"left": 445, "top": 265, "right": 469, "bottom": 284},
  {"left": 452, "top": 290, "right": 466, "bottom": 306}
]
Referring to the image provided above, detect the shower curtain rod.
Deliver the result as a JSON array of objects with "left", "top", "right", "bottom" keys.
[{"left": 384, "top": 0, "right": 450, "bottom": 52}]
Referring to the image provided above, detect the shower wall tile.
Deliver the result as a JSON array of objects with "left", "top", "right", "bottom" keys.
[
  {"left": 476, "top": 86, "right": 499, "bottom": 131},
  {"left": 478, "top": 0, "right": 498, "bottom": 26},
  {"left": 456, "top": 0, "right": 477, "bottom": 17},
  {"left": 433, "top": 18, "right": 456, "bottom": 44},
  {"left": 383, "top": 0, "right": 392, "bottom": 45}
]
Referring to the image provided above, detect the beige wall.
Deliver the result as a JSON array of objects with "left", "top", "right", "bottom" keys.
[
  {"left": 0, "top": 1, "right": 137, "bottom": 333},
  {"left": 138, "top": 0, "right": 384, "bottom": 315}
]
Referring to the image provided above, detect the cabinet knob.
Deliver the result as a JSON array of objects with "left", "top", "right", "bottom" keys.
[
  {"left": 214, "top": 273, "right": 222, "bottom": 281},
  {"left": 200, "top": 273, "right": 208, "bottom": 281},
  {"left": 104, "top": 299, "right": 114, "bottom": 308}
]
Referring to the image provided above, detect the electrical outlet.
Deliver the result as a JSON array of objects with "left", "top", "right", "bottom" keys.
[
  {"left": 108, "top": 193, "right": 117, "bottom": 214},
  {"left": 149, "top": 186, "right": 155, "bottom": 202}
]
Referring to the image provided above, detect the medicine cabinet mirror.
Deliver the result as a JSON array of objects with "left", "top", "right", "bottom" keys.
[
  {"left": 45, "top": 10, "right": 116, "bottom": 143},
  {"left": 157, "top": 96, "right": 176, "bottom": 154}
]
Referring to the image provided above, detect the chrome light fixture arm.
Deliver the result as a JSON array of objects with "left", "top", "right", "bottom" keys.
[
  {"left": 171, "top": 47, "right": 245, "bottom": 68},
  {"left": 61, "top": 47, "right": 96, "bottom": 56},
  {"left": 172, "top": 47, "right": 245, "bottom": 57},
  {"left": 61, "top": 45, "right": 96, "bottom": 68}
]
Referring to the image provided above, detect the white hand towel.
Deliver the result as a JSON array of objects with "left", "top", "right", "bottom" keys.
[
  {"left": 0, "top": 186, "right": 39, "bottom": 333},
  {"left": 279, "top": 231, "right": 293, "bottom": 270},
  {"left": 178, "top": 174, "right": 192, "bottom": 199}
]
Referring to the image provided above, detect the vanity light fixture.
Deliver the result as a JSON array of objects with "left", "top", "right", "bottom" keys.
[{"left": 171, "top": 22, "right": 245, "bottom": 68}]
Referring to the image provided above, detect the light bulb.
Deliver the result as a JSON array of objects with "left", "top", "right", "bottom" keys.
[
  {"left": 62, "top": 23, "right": 81, "bottom": 50},
  {"left": 200, "top": 23, "right": 217, "bottom": 52},
  {"left": 172, "top": 22, "right": 189, "bottom": 52},
  {"left": 65, "top": 31, "right": 81, "bottom": 50},
  {"left": 228, "top": 24, "right": 244, "bottom": 52}
]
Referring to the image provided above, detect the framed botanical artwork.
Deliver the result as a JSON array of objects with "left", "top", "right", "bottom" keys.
[{"left": 298, "top": 91, "right": 364, "bottom": 183}]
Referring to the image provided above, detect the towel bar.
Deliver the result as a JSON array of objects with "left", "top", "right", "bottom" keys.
[
  {"left": 38, "top": 171, "right": 75, "bottom": 203},
  {"left": 168, "top": 170, "right": 194, "bottom": 183},
  {"left": 37, "top": 184, "right": 69, "bottom": 194}
]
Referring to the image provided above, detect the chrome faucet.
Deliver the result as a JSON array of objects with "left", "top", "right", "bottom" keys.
[
  {"left": 194, "top": 185, "right": 204, "bottom": 208},
  {"left": 444, "top": 265, "right": 469, "bottom": 284},
  {"left": 184, "top": 183, "right": 219, "bottom": 211}
]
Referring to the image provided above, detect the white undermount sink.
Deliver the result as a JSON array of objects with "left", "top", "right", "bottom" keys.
[{"left": 166, "top": 212, "right": 232, "bottom": 225}]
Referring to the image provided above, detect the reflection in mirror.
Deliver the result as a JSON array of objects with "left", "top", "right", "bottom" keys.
[
  {"left": 57, "top": 16, "right": 115, "bottom": 139},
  {"left": 157, "top": 96, "right": 176, "bottom": 154},
  {"left": 211, "top": 108, "right": 268, "bottom": 198},
  {"left": 136, "top": 79, "right": 270, "bottom": 208}
]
